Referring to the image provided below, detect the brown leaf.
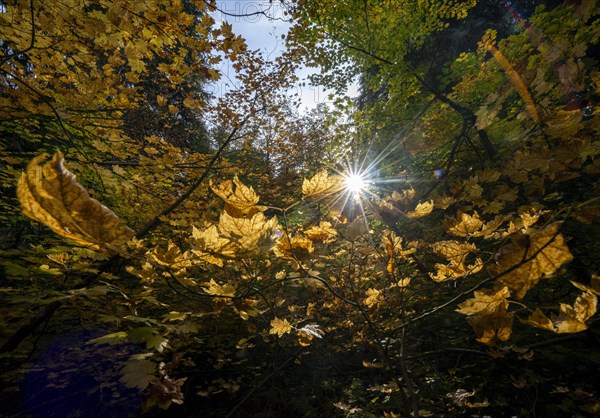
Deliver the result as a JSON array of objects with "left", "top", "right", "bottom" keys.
[{"left": 17, "top": 152, "right": 134, "bottom": 251}]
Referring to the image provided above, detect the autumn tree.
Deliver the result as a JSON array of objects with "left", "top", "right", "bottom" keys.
[{"left": 2, "top": 1, "right": 600, "bottom": 417}]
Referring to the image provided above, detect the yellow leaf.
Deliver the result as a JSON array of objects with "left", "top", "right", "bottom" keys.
[
  {"left": 468, "top": 306, "right": 514, "bottom": 346},
  {"left": 362, "top": 361, "right": 385, "bottom": 369},
  {"left": 202, "top": 278, "right": 235, "bottom": 297},
  {"left": 429, "top": 258, "right": 483, "bottom": 282},
  {"left": 490, "top": 223, "right": 574, "bottom": 299},
  {"left": 269, "top": 317, "right": 292, "bottom": 337},
  {"left": 444, "top": 211, "right": 484, "bottom": 237},
  {"left": 432, "top": 240, "right": 477, "bottom": 264},
  {"left": 395, "top": 277, "right": 411, "bottom": 288},
  {"left": 191, "top": 211, "right": 277, "bottom": 265},
  {"left": 233, "top": 298, "right": 260, "bottom": 320},
  {"left": 162, "top": 311, "right": 188, "bottom": 322},
  {"left": 302, "top": 170, "right": 343, "bottom": 199},
  {"left": 364, "top": 288, "right": 383, "bottom": 309},
  {"left": 407, "top": 200, "right": 434, "bottom": 218},
  {"left": 572, "top": 290, "right": 597, "bottom": 322},
  {"left": 524, "top": 291, "right": 597, "bottom": 334},
  {"left": 456, "top": 287, "right": 510, "bottom": 316},
  {"left": 190, "top": 225, "right": 235, "bottom": 266},
  {"left": 17, "top": 152, "right": 134, "bottom": 251},
  {"left": 149, "top": 241, "right": 190, "bottom": 270},
  {"left": 218, "top": 211, "right": 278, "bottom": 254},
  {"left": 156, "top": 94, "right": 167, "bottom": 106},
  {"left": 522, "top": 308, "right": 555, "bottom": 332},
  {"left": 304, "top": 221, "right": 337, "bottom": 243},
  {"left": 126, "top": 262, "right": 156, "bottom": 283},
  {"left": 274, "top": 235, "right": 314, "bottom": 260},
  {"left": 211, "top": 176, "right": 265, "bottom": 217}
]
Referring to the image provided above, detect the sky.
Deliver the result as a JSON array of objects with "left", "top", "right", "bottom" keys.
[{"left": 209, "top": 1, "right": 358, "bottom": 113}]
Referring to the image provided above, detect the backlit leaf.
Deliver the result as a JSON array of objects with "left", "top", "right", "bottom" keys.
[
  {"left": 302, "top": 170, "right": 343, "bottom": 199},
  {"left": 456, "top": 287, "right": 510, "bottom": 316},
  {"left": 364, "top": 288, "right": 383, "bottom": 309},
  {"left": 17, "top": 152, "right": 134, "bottom": 251},
  {"left": 211, "top": 176, "right": 265, "bottom": 217},
  {"left": 468, "top": 306, "right": 514, "bottom": 346},
  {"left": 444, "top": 211, "right": 484, "bottom": 237},
  {"left": 490, "top": 223, "right": 574, "bottom": 299},
  {"left": 432, "top": 240, "right": 477, "bottom": 264},
  {"left": 407, "top": 200, "right": 434, "bottom": 218},
  {"left": 523, "top": 308, "right": 555, "bottom": 332},
  {"left": 274, "top": 235, "right": 314, "bottom": 260},
  {"left": 304, "top": 221, "right": 337, "bottom": 243},
  {"left": 269, "top": 317, "right": 292, "bottom": 337}
]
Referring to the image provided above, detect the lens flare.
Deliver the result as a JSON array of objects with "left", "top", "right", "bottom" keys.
[{"left": 344, "top": 173, "right": 367, "bottom": 195}]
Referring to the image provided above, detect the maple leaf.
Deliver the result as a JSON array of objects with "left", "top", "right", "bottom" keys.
[
  {"left": 381, "top": 230, "right": 417, "bottom": 259},
  {"left": 149, "top": 241, "right": 191, "bottom": 270},
  {"left": 211, "top": 176, "right": 266, "bottom": 217},
  {"left": 489, "top": 223, "right": 574, "bottom": 299},
  {"left": 302, "top": 170, "right": 343, "bottom": 199},
  {"left": 17, "top": 152, "right": 134, "bottom": 251},
  {"left": 269, "top": 317, "right": 292, "bottom": 337},
  {"left": 202, "top": 278, "right": 235, "bottom": 297},
  {"left": 274, "top": 235, "right": 314, "bottom": 260},
  {"left": 87, "top": 332, "right": 128, "bottom": 346},
  {"left": 468, "top": 306, "right": 514, "bottom": 346},
  {"left": 432, "top": 240, "right": 477, "bottom": 264},
  {"left": 522, "top": 308, "right": 555, "bottom": 332},
  {"left": 162, "top": 311, "right": 189, "bottom": 322},
  {"left": 457, "top": 287, "right": 510, "bottom": 316},
  {"left": 304, "top": 221, "right": 337, "bottom": 243},
  {"left": 191, "top": 210, "right": 278, "bottom": 265},
  {"left": 121, "top": 358, "right": 157, "bottom": 389},
  {"left": 444, "top": 211, "right": 484, "bottom": 237},
  {"left": 524, "top": 291, "right": 597, "bottom": 334},
  {"left": 364, "top": 288, "right": 383, "bottom": 309},
  {"left": 218, "top": 211, "right": 278, "bottom": 254},
  {"left": 554, "top": 291, "right": 597, "bottom": 333},
  {"left": 429, "top": 259, "right": 483, "bottom": 282},
  {"left": 125, "top": 261, "right": 157, "bottom": 283},
  {"left": 233, "top": 298, "right": 261, "bottom": 320},
  {"left": 191, "top": 225, "right": 236, "bottom": 266},
  {"left": 407, "top": 200, "right": 434, "bottom": 218}
]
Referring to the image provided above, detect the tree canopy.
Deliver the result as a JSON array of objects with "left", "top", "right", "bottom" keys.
[{"left": 2, "top": 1, "right": 600, "bottom": 417}]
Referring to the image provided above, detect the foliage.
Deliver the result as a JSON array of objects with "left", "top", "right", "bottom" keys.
[{"left": 2, "top": 1, "right": 600, "bottom": 418}]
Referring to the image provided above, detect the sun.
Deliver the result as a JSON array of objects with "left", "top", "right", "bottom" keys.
[{"left": 344, "top": 173, "right": 367, "bottom": 196}]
